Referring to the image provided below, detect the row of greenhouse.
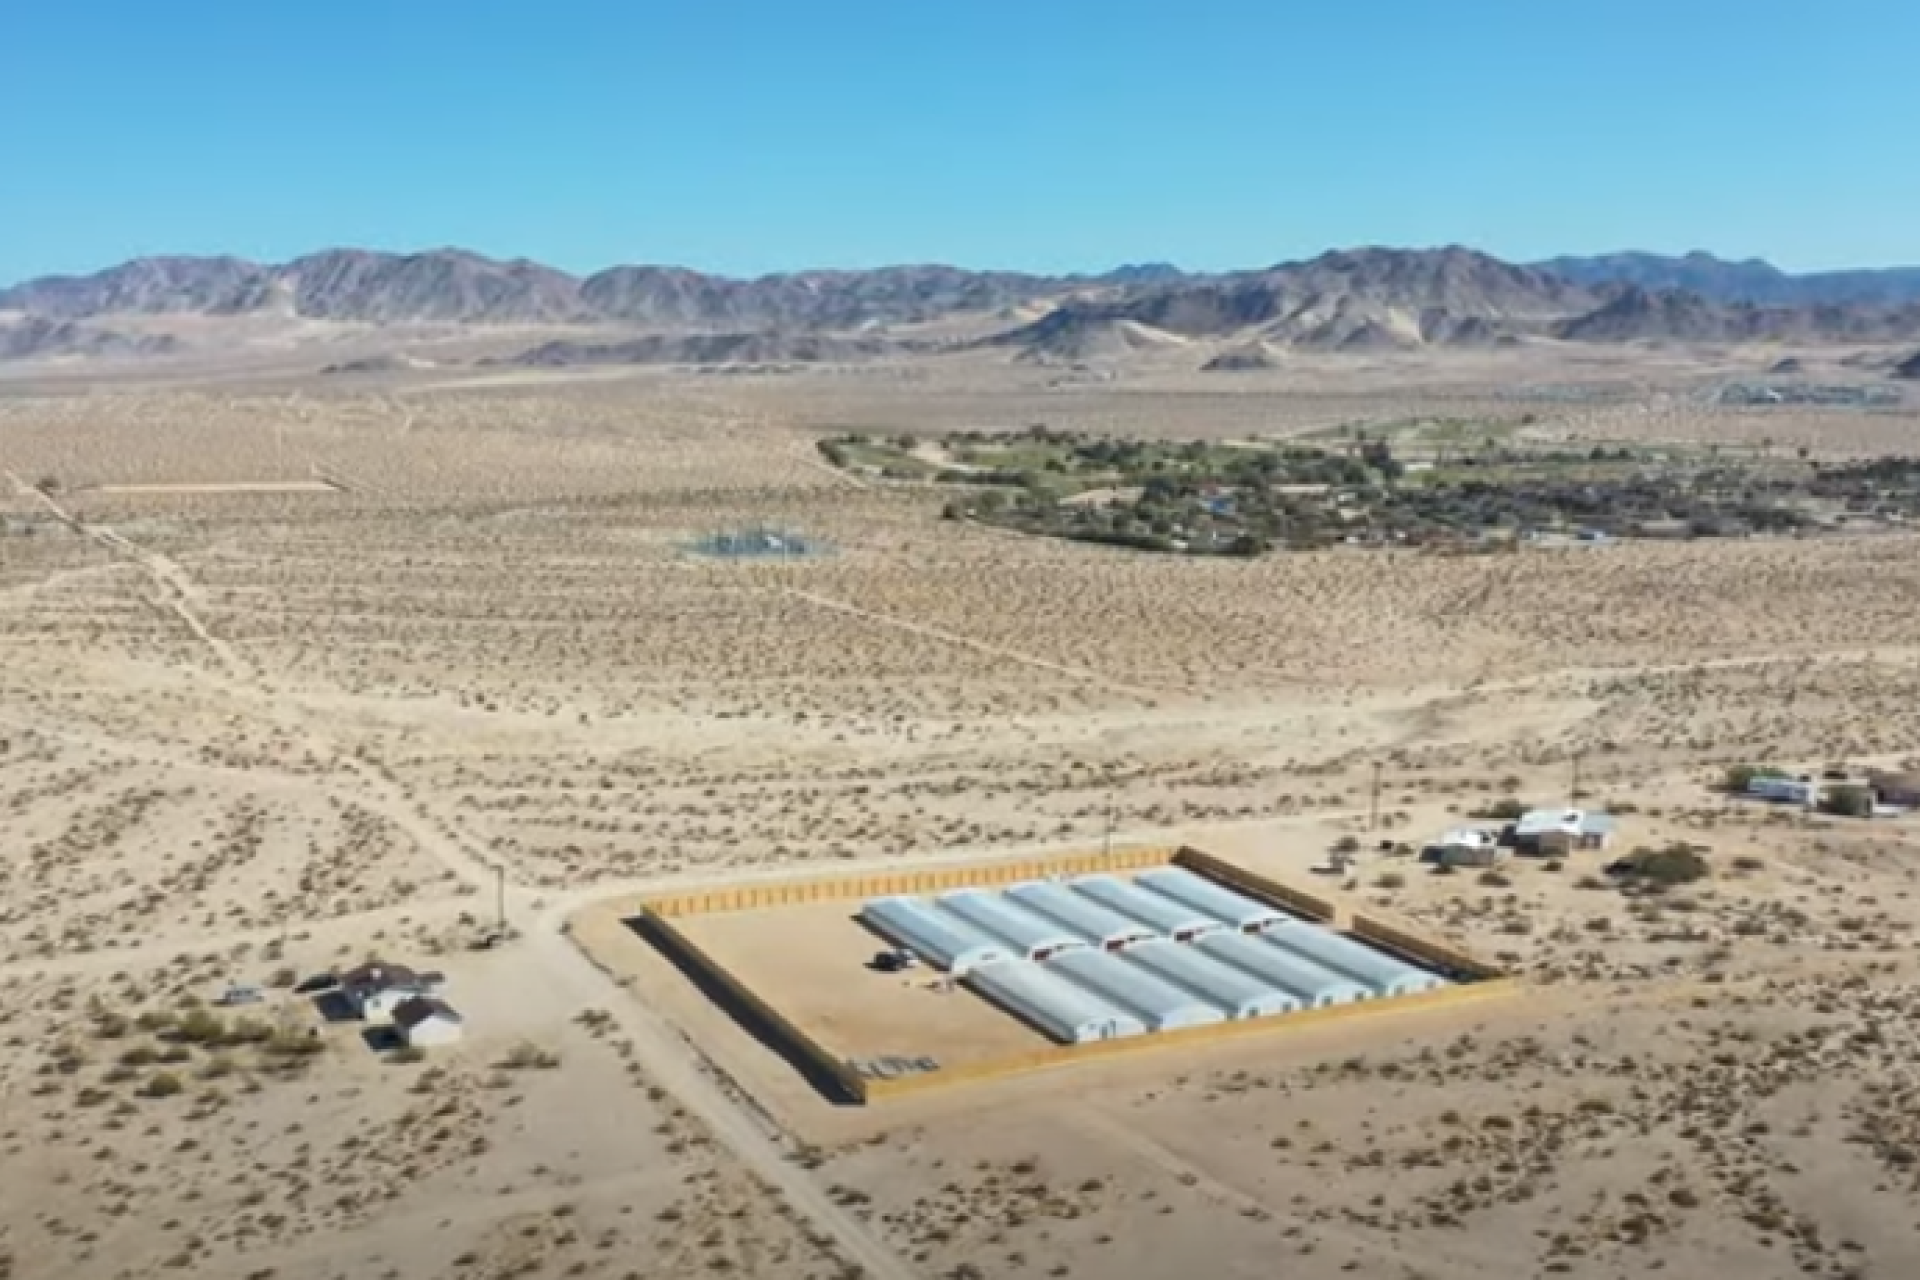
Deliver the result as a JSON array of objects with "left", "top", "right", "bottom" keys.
[{"left": 858, "top": 869, "right": 1449, "bottom": 1045}]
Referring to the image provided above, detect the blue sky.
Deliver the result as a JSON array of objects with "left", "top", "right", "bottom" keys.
[{"left": 6, "top": 1, "right": 1918, "bottom": 283}]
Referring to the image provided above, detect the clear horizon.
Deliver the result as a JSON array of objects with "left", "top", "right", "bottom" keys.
[{"left": 9, "top": 1, "right": 1920, "bottom": 284}]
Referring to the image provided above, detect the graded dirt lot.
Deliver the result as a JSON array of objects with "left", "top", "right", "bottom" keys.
[
  {"left": 676, "top": 902, "right": 1049, "bottom": 1070},
  {"left": 7, "top": 356, "right": 1920, "bottom": 1278}
]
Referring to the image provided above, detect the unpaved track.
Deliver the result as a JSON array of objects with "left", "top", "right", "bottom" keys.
[
  {"left": 8, "top": 471, "right": 255, "bottom": 684},
  {"left": 0, "top": 498, "right": 918, "bottom": 1280},
  {"left": 532, "top": 925, "right": 919, "bottom": 1280},
  {"left": 781, "top": 585, "right": 1173, "bottom": 700}
]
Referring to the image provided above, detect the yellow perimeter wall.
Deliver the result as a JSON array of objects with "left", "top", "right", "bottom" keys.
[
  {"left": 637, "top": 911, "right": 868, "bottom": 1103},
  {"left": 861, "top": 976, "right": 1519, "bottom": 1100},
  {"left": 630, "top": 844, "right": 1510, "bottom": 1105},
  {"left": 643, "top": 845, "right": 1175, "bottom": 919}
]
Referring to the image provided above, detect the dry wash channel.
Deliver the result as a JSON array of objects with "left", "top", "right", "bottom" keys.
[{"left": 619, "top": 847, "right": 1515, "bottom": 1105}]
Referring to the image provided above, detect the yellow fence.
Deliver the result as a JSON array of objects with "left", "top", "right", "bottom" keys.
[
  {"left": 637, "top": 909, "right": 867, "bottom": 1104},
  {"left": 1350, "top": 914, "right": 1507, "bottom": 981},
  {"left": 642, "top": 846, "right": 1174, "bottom": 919},
  {"left": 1172, "top": 846, "right": 1337, "bottom": 922},
  {"left": 622, "top": 844, "right": 1512, "bottom": 1106},
  {"left": 860, "top": 976, "right": 1521, "bottom": 1101}
]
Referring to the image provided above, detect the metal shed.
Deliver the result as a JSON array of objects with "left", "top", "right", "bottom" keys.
[
  {"left": 1121, "top": 939, "right": 1301, "bottom": 1020},
  {"left": 937, "top": 888, "right": 1089, "bottom": 961},
  {"left": 1134, "top": 867, "right": 1295, "bottom": 934},
  {"left": 1194, "top": 931, "right": 1370, "bottom": 1008},
  {"left": 1260, "top": 927, "right": 1446, "bottom": 999},
  {"left": 859, "top": 897, "right": 1013, "bottom": 976},
  {"left": 1068, "top": 874, "right": 1227, "bottom": 942},
  {"left": 1007, "top": 880, "right": 1158, "bottom": 951},
  {"left": 1043, "top": 946, "right": 1226, "bottom": 1032},
  {"left": 964, "top": 960, "right": 1146, "bottom": 1044}
]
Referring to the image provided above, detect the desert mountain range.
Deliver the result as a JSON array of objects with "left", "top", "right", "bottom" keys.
[{"left": 4, "top": 246, "right": 1920, "bottom": 368}]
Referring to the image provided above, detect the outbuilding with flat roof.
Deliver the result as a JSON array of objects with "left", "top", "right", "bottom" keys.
[
  {"left": 964, "top": 960, "right": 1146, "bottom": 1044},
  {"left": 1007, "top": 880, "right": 1158, "bottom": 951},
  {"left": 1135, "top": 867, "right": 1294, "bottom": 934},
  {"left": 859, "top": 897, "right": 1013, "bottom": 976},
  {"left": 1043, "top": 947, "right": 1226, "bottom": 1032},
  {"left": 1513, "top": 808, "right": 1617, "bottom": 855}
]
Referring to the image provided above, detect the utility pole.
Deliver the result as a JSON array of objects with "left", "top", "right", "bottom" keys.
[
  {"left": 1369, "top": 761, "right": 1383, "bottom": 833},
  {"left": 1104, "top": 784, "right": 1118, "bottom": 857},
  {"left": 495, "top": 865, "right": 507, "bottom": 938},
  {"left": 1569, "top": 750, "right": 1585, "bottom": 807}
]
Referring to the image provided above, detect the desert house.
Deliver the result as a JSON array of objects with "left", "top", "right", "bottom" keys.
[
  {"left": 1746, "top": 773, "right": 1819, "bottom": 807},
  {"left": 392, "top": 997, "right": 464, "bottom": 1048},
  {"left": 1868, "top": 770, "right": 1920, "bottom": 809},
  {"left": 340, "top": 963, "right": 440, "bottom": 1026},
  {"left": 1513, "top": 808, "right": 1617, "bottom": 856},
  {"left": 1425, "top": 827, "right": 1504, "bottom": 868}
]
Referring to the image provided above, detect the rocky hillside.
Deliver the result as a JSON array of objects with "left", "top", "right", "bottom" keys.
[
  {"left": 8, "top": 244, "right": 1920, "bottom": 366},
  {"left": 1555, "top": 286, "right": 1920, "bottom": 344},
  {"left": 0, "top": 251, "right": 1111, "bottom": 330},
  {"left": 0, "top": 316, "right": 181, "bottom": 361},
  {"left": 987, "top": 247, "right": 1592, "bottom": 356},
  {"left": 1537, "top": 250, "right": 1920, "bottom": 306}
]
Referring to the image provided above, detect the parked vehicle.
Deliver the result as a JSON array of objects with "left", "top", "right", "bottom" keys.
[{"left": 217, "top": 984, "right": 264, "bottom": 1006}]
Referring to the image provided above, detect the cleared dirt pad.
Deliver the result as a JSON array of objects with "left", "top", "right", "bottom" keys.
[{"left": 678, "top": 901, "right": 1050, "bottom": 1067}]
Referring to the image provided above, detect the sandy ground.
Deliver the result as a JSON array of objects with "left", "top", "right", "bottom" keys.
[
  {"left": 677, "top": 904, "right": 1049, "bottom": 1069},
  {"left": 5, "top": 358, "right": 1920, "bottom": 1278}
]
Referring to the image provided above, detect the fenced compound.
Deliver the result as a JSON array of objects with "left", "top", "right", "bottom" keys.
[{"left": 620, "top": 845, "right": 1515, "bottom": 1105}]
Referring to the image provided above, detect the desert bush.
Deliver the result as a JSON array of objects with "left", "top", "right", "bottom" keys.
[
  {"left": 262, "top": 1029, "right": 324, "bottom": 1058},
  {"left": 218, "top": 1017, "right": 272, "bottom": 1046},
  {"left": 1613, "top": 844, "right": 1710, "bottom": 887},
  {"left": 503, "top": 1041, "right": 561, "bottom": 1070},
  {"left": 143, "top": 1071, "right": 185, "bottom": 1098},
  {"left": 1477, "top": 870, "right": 1512, "bottom": 888},
  {"left": 174, "top": 1009, "right": 227, "bottom": 1045},
  {"left": 1821, "top": 785, "right": 1874, "bottom": 818},
  {"left": 1375, "top": 872, "right": 1406, "bottom": 890},
  {"left": 388, "top": 1045, "right": 426, "bottom": 1065}
]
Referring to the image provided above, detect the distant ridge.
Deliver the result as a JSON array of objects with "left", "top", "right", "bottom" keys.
[
  {"left": 1535, "top": 250, "right": 1920, "bottom": 306},
  {"left": 7, "top": 243, "right": 1920, "bottom": 366},
  {"left": 0, "top": 250, "right": 1139, "bottom": 330}
]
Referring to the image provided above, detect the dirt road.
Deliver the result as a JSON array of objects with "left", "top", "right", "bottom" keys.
[{"left": 531, "top": 926, "right": 919, "bottom": 1280}]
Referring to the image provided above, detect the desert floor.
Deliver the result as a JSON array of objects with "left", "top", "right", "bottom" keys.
[{"left": 6, "top": 359, "right": 1920, "bottom": 1280}]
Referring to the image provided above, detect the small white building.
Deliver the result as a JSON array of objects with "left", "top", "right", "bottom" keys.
[
  {"left": 1513, "top": 809, "right": 1617, "bottom": 856},
  {"left": 339, "top": 963, "right": 436, "bottom": 1027},
  {"left": 393, "top": 997, "right": 464, "bottom": 1048},
  {"left": 1747, "top": 775, "right": 1817, "bottom": 807},
  {"left": 1428, "top": 827, "right": 1503, "bottom": 868}
]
